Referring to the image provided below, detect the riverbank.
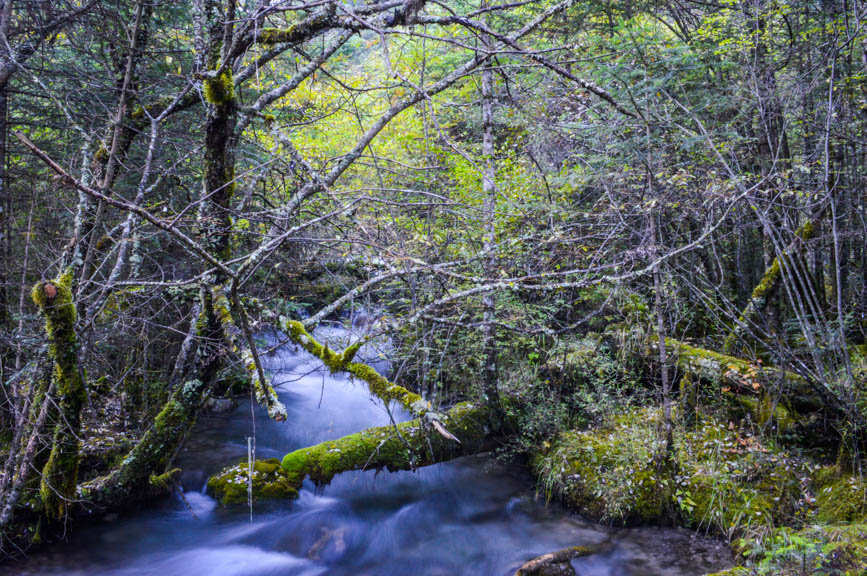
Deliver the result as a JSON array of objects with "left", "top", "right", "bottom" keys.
[
  {"left": 532, "top": 405, "right": 867, "bottom": 575},
  {"left": 6, "top": 327, "right": 734, "bottom": 575}
]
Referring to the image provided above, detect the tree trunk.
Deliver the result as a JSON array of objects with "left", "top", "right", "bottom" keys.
[
  {"left": 480, "top": 8, "right": 502, "bottom": 425},
  {"left": 722, "top": 215, "right": 823, "bottom": 353},
  {"left": 31, "top": 272, "right": 86, "bottom": 519}
]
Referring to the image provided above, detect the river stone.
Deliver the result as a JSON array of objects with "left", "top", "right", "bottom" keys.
[{"left": 205, "top": 396, "right": 236, "bottom": 414}]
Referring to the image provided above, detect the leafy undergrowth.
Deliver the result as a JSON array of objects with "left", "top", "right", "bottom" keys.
[
  {"left": 711, "top": 524, "right": 867, "bottom": 576},
  {"left": 533, "top": 406, "right": 867, "bottom": 575}
]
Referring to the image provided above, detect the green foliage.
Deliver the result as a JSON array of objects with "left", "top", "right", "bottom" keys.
[
  {"left": 724, "top": 524, "right": 867, "bottom": 576},
  {"left": 505, "top": 334, "right": 645, "bottom": 460}
]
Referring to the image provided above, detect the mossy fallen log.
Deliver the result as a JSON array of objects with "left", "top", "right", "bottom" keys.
[
  {"left": 514, "top": 541, "right": 611, "bottom": 576},
  {"left": 207, "top": 401, "right": 495, "bottom": 505},
  {"left": 546, "top": 335, "right": 823, "bottom": 417},
  {"left": 661, "top": 338, "right": 825, "bottom": 414}
]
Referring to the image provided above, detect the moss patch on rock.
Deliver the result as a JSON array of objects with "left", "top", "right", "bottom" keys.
[
  {"left": 533, "top": 407, "right": 810, "bottom": 532},
  {"left": 533, "top": 407, "right": 668, "bottom": 524},
  {"left": 534, "top": 407, "right": 867, "bottom": 573},
  {"left": 674, "top": 419, "right": 810, "bottom": 537},
  {"left": 206, "top": 458, "right": 298, "bottom": 506}
]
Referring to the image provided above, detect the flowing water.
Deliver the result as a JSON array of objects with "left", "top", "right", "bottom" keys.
[{"left": 13, "top": 322, "right": 732, "bottom": 575}]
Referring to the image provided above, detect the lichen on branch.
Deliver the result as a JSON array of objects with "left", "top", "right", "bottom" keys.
[
  {"left": 279, "top": 317, "right": 430, "bottom": 417},
  {"left": 213, "top": 286, "right": 286, "bottom": 421}
]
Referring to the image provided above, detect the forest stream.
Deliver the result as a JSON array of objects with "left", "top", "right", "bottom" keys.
[{"left": 12, "top": 321, "right": 732, "bottom": 576}]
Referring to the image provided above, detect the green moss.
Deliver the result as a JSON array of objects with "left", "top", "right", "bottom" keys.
[
  {"left": 534, "top": 408, "right": 807, "bottom": 534},
  {"left": 206, "top": 458, "right": 298, "bottom": 506},
  {"left": 534, "top": 407, "right": 666, "bottom": 524},
  {"left": 257, "top": 28, "right": 286, "bottom": 45},
  {"left": 662, "top": 337, "right": 808, "bottom": 399},
  {"left": 32, "top": 271, "right": 87, "bottom": 519},
  {"left": 727, "top": 393, "right": 797, "bottom": 434},
  {"left": 203, "top": 70, "right": 234, "bottom": 106},
  {"left": 255, "top": 10, "right": 331, "bottom": 45},
  {"left": 208, "top": 402, "right": 491, "bottom": 506},
  {"left": 814, "top": 467, "right": 867, "bottom": 523},
  {"left": 93, "top": 146, "right": 109, "bottom": 164},
  {"left": 282, "top": 401, "right": 487, "bottom": 486},
  {"left": 676, "top": 420, "right": 806, "bottom": 537},
  {"left": 149, "top": 468, "right": 181, "bottom": 493}
]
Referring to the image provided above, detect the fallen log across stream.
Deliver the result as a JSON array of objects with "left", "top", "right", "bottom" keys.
[{"left": 207, "top": 401, "right": 496, "bottom": 505}]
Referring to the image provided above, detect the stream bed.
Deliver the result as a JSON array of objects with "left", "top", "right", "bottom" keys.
[{"left": 14, "top": 323, "right": 732, "bottom": 575}]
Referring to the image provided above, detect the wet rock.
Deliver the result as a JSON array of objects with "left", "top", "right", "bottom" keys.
[
  {"left": 515, "top": 542, "right": 611, "bottom": 576},
  {"left": 205, "top": 396, "right": 236, "bottom": 414}
]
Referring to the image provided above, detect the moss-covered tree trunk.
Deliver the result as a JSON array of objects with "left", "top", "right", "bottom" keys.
[
  {"left": 79, "top": 379, "right": 209, "bottom": 509},
  {"left": 193, "top": 0, "right": 239, "bottom": 389},
  {"left": 722, "top": 217, "right": 820, "bottom": 354},
  {"left": 31, "top": 272, "right": 86, "bottom": 519}
]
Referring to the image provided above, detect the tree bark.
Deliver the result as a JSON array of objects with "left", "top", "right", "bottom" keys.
[{"left": 480, "top": 6, "right": 502, "bottom": 425}]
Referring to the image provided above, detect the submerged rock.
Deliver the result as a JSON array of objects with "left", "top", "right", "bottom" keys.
[{"left": 204, "top": 396, "right": 236, "bottom": 414}]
